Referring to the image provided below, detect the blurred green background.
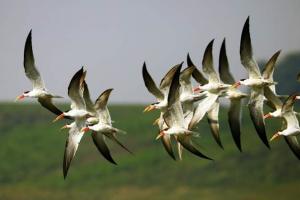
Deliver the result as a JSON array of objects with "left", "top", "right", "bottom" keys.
[{"left": 1, "top": 101, "right": 300, "bottom": 200}]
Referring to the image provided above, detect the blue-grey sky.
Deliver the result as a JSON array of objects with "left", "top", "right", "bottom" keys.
[{"left": 1, "top": 0, "right": 300, "bottom": 103}]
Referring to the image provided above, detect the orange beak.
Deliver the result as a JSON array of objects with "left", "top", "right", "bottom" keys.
[
  {"left": 193, "top": 86, "right": 201, "bottom": 93},
  {"left": 53, "top": 113, "right": 65, "bottom": 123},
  {"left": 232, "top": 82, "right": 241, "bottom": 88},
  {"left": 263, "top": 113, "right": 272, "bottom": 119},
  {"left": 143, "top": 105, "right": 155, "bottom": 112},
  {"left": 81, "top": 127, "right": 90, "bottom": 133},
  {"left": 155, "top": 131, "right": 165, "bottom": 140},
  {"left": 15, "top": 94, "right": 25, "bottom": 101},
  {"left": 270, "top": 132, "right": 281, "bottom": 141}
]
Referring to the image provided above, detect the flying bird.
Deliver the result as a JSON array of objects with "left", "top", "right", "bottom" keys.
[
  {"left": 189, "top": 40, "right": 231, "bottom": 148},
  {"left": 81, "top": 87, "right": 132, "bottom": 164},
  {"left": 142, "top": 62, "right": 182, "bottom": 160},
  {"left": 264, "top": 88, "right": 300, "bottom": 159},
  {"left": 235, "top": 17, "right": 275, "bottom": 149},
  {"left": 59, "top": 67, "right": 88, "bottom": 179},
  {"left": 157, "top": 63, "right": 212, "bottom": 160},
  {"left": 16, "top": 30, "right": 68, "bottom": 118},
  {"left": 218, "top": 38, "right": 248, "bottom": 151}
]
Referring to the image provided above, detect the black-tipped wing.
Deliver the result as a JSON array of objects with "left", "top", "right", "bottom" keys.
[
  {"left": 192, "top": 68, "right": 208, "bottom": 85},
  {"left": 282, "top": 94, "right": 298, "bottom": 113},
  {"left": 240, "top": 17, "right": 261, "bottom": 79},
  {"left": 68, "top": 68, "right": 85, "bottom": 110},
  {"left": 180, "top": 66, "right": 195, "bottom": 83},
  {"left": 38, "top": 96, "right": 71, "bottom": 119},
  {"left": 142, "top": 63, "right": 164, "bottom": 100},
  {"left": 161, "top": 134, "right": 176, "bottom": 160},
  {"left": 91, "top": 131, "right": 117, "bottom": 165},
  {"left": 262, "top": 50, "right": 281, "bottom": 80},
  {"left": 228, "top": 98, "right": 243, "bottom": 151},
  {"left": 23, "top": 30, "right": 45, "bottom": 89},
  {"left": 188, "top": 52, "right": 208, "bottom": 85},
  {"left": 285, "top": 136, "right": 300, "bottom": 160},
  {"left": 176, "top": 135, "right": 212, "bottom": 160},
  {"left": 63, "top": 122, "right": 85, "bottom": 179},
  {"left": 83, "top": 81, "right": 96, "bottom": 114},
  {"left": 207, "top": 101, "right": 223, "bottom": 149},
  {"left": 219, "top": 39, "right": 235, "bottom": 84},
  {"left": 94, "top": 89, "right": 113, "bottom": 110},
  {"left": 264, "top": 87, "right": 282, "bottom": 110},
  {"left": 202, "top": 40, "right": 219, "bottom": 83},
  {"left": 103, "top": 132, "right": 133, "bottom": 154},
  {"left": 189, "top": 93, "right": 218, "bottom": 130},
  {"left": 159, "top": 63, "right": 182, "bottom": 91},
  {"left": 248, "top": 88, "right": 270, "bottom": 148}
]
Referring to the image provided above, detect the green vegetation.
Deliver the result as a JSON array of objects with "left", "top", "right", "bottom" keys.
[{"left": 0, "top": 103, "right": 300, "bottom": 200}]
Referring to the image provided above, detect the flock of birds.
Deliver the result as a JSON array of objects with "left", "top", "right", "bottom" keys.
[
  {"left": 16, "top": 31, "right": 132, "bottom": 179},
  {"left": 142, "top": 17, "right": 300, "bottom": 161},
  {"left": 15, "top": 17, "right": 300, "bottom": 179}
]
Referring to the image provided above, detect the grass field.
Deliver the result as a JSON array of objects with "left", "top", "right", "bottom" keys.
[{"left": 0, "top": 103, "right": 300, "bottom": 200}]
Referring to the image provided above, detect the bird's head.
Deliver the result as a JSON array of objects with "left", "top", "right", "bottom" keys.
[
  {"left": 263, "top": 112, "right": 273, "bottom": 119},
  {"left": 143, "top": 102, "right": 158, "bottom": 112},
  {"left": 15, "top": 91, "right": 30, "bottom": 101},
  {"left": 155, "top": 128, "right": 168, "bottom": 140},
  {"left": 81, "top": 126, "right": 90, "bottom": 133},
  {"left": 233, "top": 79, "right": 245, "bottom": 88},
  {"left": 193, "top": 85, "right": 201, "bottom": 93}
]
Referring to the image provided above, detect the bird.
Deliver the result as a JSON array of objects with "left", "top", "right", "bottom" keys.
[
  {"left": 59, "top": 67, "right": 88, "bottom": 179},
  {"left": 16, "top": 30, "right": 68, "bottom": 118},
  {"left": 263, "top": 88, "right": 300, "bottom": 159},
  {"left": 156, "top": 63, "right": 212, "bottom": 160},
  {"left": 189, "top": 40, "right": 230, "bottom": 149},
  {"left": 218, "top": 38, "right": 248, "bottom": 152},
  {"left": 81, "top": 86, "right": 132, "bottom": 164},
  {"left": 270, "top": 94, "right": 300, "bottom": 140},
  {"left": 142, "top": 62, "right": 182, "bottom": 160},
  {"left": 143, "top": 63, "right": 182, "bottom": 112},
  {"left": 52, "top": 68, "right": 91, "bottom": 122},
  {"left": 234, "top": 17, "right": 275, "bottom": 149}
]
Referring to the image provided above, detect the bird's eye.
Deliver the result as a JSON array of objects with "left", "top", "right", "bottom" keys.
[
  {"left": 24, "top": 91, "right": 30, "bottom": 94},
  {"left": 240, "top": 79, "right": 246, "bottom": 81}
]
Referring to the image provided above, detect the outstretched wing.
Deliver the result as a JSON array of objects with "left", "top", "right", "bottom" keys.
[
  {"left": 63, "top": 121, "right": 85, "bottom": 179},
  {"left": 248, "top": 87, "right": 270, "bottom": 148},
  {"left": 202, "top": 40, "right": 220, "bottom": 83},
  {"left": 207, "top": 101, "right": 223, "bottom": 149},
  {"left": 240, "top": 17, "right": 261, "bottom": 79},
  {"left": 23, "top": 30, "right": 45, "bottom": 90},
  {"left": 219, "top": 38, "right": 235, "bottom": 84},
  {"left": 38, "top": 96, "right": 71, "bottom": 119},
  {"left": 142, "top": 62, "right": 164, "bottom": 100},
  {"left": 91, "top": 131, "right": 117, "bottom": 165}
]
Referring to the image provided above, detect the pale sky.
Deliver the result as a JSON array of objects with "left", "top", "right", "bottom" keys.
[{"left": 1, "top": 0, "right": 300, "bottom": 103}]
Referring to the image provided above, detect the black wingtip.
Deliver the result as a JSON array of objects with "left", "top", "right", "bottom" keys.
[
  {"left": 221, "top": 38, "right": 226, "bottom": 51},
  {"left": 187, "top": 53, "right": 195, "bottom": 67}
]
